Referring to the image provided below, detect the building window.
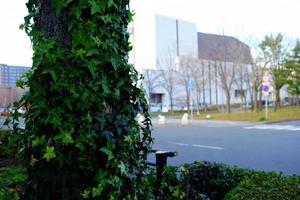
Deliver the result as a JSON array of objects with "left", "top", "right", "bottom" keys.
[{"left": 150, "top": 93, "right": 163, "bottom": 104}]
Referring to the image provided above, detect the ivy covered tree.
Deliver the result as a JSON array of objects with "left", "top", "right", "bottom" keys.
[{"left": 16, "top": 0, "right": 152, "bottom": 199}]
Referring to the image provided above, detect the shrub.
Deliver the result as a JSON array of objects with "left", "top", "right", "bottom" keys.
[
  {"left": 0, "top": 130, "right": 17, "bottom": 159},
  {"left": 180, "top": 161, "right": 243, "bottom": 200},
  {"left": 0, "top": 166, "right": 26, "bottom": 200},
  {"left": 224, "top": 172, "right": 300, "bottom": 200},
  {"left": 177, "top": 161, "right": 300, "bottom": 200}
]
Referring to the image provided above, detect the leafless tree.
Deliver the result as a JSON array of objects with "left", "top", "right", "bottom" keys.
[
  {"left": 177, "top": 56, "right": 195, "bottom": 112},
  {"left": 217, "top": 37, "right": 242, "bottom": 113},
  {"left": 142, "top": 69, "right": 161, "bottom": 102},
  {"left": 157, "top": 56, "right": 178, "bottom": 112}
]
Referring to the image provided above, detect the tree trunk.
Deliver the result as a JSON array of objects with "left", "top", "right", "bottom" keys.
[
  {"left": 169, "top": 90, "right": 174, "bottom": 112},
  {"left": 36, "top": 0, "right": 71, "bottom": 47},
  {"left": 252, "top": 83, "right": 258, "bottom": 113},
  {"left": 214, "top": 62, "right": 218, "bottom": 106},
  {"left": 225, "top": 90, "right": 231, "bottom": 113},
  {"left": 185, "top": 85, "right": 190, "bottom": 113},
  {"left": 258, "top": 86, "right": 263, "bottom": 112},
  {"left": 22, "top": 1, "right": 152, "bottom": 199},
  {"left": 274, "top": 86, "right": 281, "bottom": 112}
]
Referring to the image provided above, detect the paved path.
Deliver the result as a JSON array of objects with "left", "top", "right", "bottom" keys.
[{"left": 151, "top": 117, "right": 256, "bottom": 127}]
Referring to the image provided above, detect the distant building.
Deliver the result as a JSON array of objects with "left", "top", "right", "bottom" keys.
[
  {"left": 0, "top": 64, "right": 31, "bottom": 86},
  {"left": 197, "top": 32, "right": 253, "bottom": 105},
  {"left": 0, "top": 64, "right": 31, "bottom": 107},
  {"left": 129, "top": 13, "right": 198, "bottom": 105},
  {"left": 129, "top": 14, "right": 197, "bottom": 71},
  {"left": 197, "top": 32, "right": 253, "bottom": 64}
]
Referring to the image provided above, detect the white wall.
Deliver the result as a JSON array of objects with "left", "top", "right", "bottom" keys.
[{"left": 129, "top": 4, "right": 156, "bottom": 72}]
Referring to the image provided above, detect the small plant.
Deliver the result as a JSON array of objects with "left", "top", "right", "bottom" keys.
[{"left": 259, "top": 116, "right": 267, "bottom": 121}]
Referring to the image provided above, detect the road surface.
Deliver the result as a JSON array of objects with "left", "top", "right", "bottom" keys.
[{"left": 150, "top": 120, "right": 300, "bottom": 175}]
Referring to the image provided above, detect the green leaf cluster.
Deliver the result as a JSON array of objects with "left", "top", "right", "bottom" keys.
[
  {"left": 13, "top": 0, "right": 153, "bottom": 199},
  {"left": 285, "top": 40, "right": 300, "bottom": 96}
]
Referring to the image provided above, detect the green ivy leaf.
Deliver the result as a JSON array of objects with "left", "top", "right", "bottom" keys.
[
  {"left": 43, "top": 146, "right": 56, "bottom": 162},
  {"left": 87, "top": 60, "right": 101, "bottom": 77},
  {"left": 82, "top": 190, "right": 91, "bottom": 199},
  {"left": 108, "top": 0, "right": 117, "bottom": 9},
  {"left": 118, "top": 161, "right": 127, "bottom": 175},
  {"left": 75, "top": 49, "right": 86, "bottom": 60},
  {"left": 100, "top": 147, "right": 114, "bottom": 160},
  {"left": 54, "top": 131, "right": 74, "bottom": 145},
  {"left": 89, "top": 0, "right": 106, "bottom": 15},
  {"left": 41, "top": 69, "right": 57, "bottom": 82},
  {"left": 32, "top": 135, "right": 46, "bottom": 147}
]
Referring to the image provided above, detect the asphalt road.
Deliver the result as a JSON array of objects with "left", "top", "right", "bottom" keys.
[
  {"left": 151, "top": 120, "right": 300, "bottom": 175},
  {"left": 1, "top": 116, "right": 299, "bottom": 175}
]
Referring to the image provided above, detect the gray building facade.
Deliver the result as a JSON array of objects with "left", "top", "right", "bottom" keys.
[{"left": 0, "top": 64, "right": 31, "bottom": 86}]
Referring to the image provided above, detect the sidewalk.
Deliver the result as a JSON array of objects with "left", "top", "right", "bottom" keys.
[{"left": 151, "top": 117, "right": 256, "bottom": 127}]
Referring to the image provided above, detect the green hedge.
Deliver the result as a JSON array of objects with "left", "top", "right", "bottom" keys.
[
  {"left": 179, "top": 161, "right": 244, "bottom": 200},
  {"left": 1, "top": 162, "right": 300, "bottom": 200},
  {"left": 161, "top": 161, "right": 300, "bottom": 200},
  {"left": 224, "top": 171, "right": 300, "bottom": 200}
]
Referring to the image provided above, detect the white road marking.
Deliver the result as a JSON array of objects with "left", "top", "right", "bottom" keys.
[
  {"left": 244, "top": 125, "right": 300, "bottom": 131},
  {"left": 192, "top": 144, "right": 224, "bottom": 150},
  {"left": 169, "top": 142, "right": 189, "bottom": 146},
  {"left": 168, "top": 142, "right": 224, "bottom": 150}
]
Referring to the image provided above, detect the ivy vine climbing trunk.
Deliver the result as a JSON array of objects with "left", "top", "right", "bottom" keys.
[{"left": 18, "top": 0, "right": 152, "bottom": 199}]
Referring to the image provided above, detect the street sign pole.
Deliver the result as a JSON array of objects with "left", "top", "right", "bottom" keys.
[
  {"left": 187, "top": 80, "right": 194, "bottom": 120},
  {"left": 191, "top": 94, "right": 193, "bottom": 120},
  {"left": 265, "top": 94, "right": 268, "bottom": 120},
  {"left": 262, "top": 73, "right": 271, "bottom": 121}
]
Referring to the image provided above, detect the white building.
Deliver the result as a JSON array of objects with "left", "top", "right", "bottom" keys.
[
  {"left": 129, "top": 11, "right": 198, "bottom": 107},
  {"left": 129, "top": 4, "right": 256, "bottom": 110}
]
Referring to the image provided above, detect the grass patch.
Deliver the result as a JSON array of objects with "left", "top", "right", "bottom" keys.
[
  {"left": 150, "top": 111, "right": 186, "bottom": 118},
  {"left": 193, "top": 106, "right": 300, "bottom": 122}
]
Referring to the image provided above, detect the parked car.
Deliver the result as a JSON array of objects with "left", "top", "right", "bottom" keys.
[
  {"left": 149, "top": 104, "right": 169, "bottom": 113},
  {"left": 149, "top": 104, "right": 161, "bottom": 112}
]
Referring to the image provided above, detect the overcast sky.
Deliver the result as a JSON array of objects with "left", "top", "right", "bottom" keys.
[{"left": 0, "top": 0, "right": 299, "bottom": 66}]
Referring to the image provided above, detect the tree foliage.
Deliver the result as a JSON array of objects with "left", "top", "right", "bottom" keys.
[
  {"left": 259, "top": 33, "right": 288, "bottom": 110},
  {"left": 13, "top": 0, "right": 152, "bottom": 199},
  {"left": 285, "top": 40, "right": 300, "bottom": 96}
]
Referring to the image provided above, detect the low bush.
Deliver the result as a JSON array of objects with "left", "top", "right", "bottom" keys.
[
  {"left": 0, "top": 166, "right": 26, "bottom": 200},
  {"left": 224, "top": 171, "right": 300, "bottom": 200},
  {"left": 0, "top": 130, "right": 17, "bottom": 159},
  {"left": 1, "top": 161, "right": 299, "bottom": 200},
  {"left": 162, "top": 161, "right": 300, "bottom": 200},
  {"left": 179, "top": 161, "right": 245, "bottom": 200}
]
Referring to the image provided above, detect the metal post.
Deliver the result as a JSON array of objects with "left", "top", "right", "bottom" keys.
[
  {"left": 265, "top": 94, "right": 268, "bottom": 120},
  {"left": 155, "top": 151, "right": 177, "bottom": 188},
  {"left": 191, "top": 94, "right": 193, "bottom": 120}
]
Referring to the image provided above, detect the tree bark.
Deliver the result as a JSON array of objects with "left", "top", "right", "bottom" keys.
[
  {"left": 274, "top": 86, "right": 281, "bottom": 112},
  {"left": 225, "top": 90, "right": 231, "bottom": 113},
  {"left": 36, "top": 0, "right": 71, "bottom": 47}
]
